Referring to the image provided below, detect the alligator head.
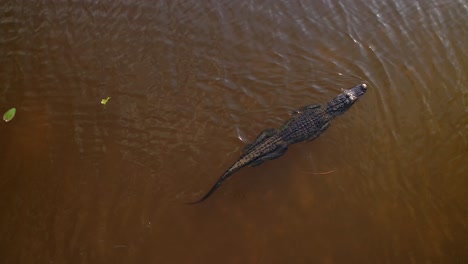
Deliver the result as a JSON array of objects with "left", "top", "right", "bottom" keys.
[{"left": 326, "top": 83, "right": 367, "bottom": 116}]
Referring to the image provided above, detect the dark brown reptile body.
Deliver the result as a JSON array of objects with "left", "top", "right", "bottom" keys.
[{"left": 189, "top": 83, "right": 367, "bottom": 203}]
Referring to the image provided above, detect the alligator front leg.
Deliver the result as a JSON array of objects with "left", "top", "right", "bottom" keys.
[
  {"left": 289, "top": 104, "right": 321, "bottom": 116},
  {"left": 243, "top": 128, "right": 277, "bottom": 153},
  {"left": 250, "top": 143, "right": 288, "bottom": 167}
]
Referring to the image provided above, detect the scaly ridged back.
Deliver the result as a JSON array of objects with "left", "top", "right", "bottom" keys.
[{"left": 278, "top": 106, "right": 333, "bottom": 144}]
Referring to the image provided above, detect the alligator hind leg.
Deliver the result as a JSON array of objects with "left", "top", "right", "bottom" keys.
[
  {"left": 307, "top": 122, "right": 330, "bottom": 141},
  {"left": 250, "top": 143, "right": 289, "bottom": 167},
  {"left": 243, "top": 128, "right": 277, "bottom": 153}
]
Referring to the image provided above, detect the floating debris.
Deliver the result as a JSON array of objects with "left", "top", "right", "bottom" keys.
[
  {"left": 101, "top": 97, "right": 111, "bottom": 105},
  {"left": 3, "top": 108, "right": 16, "bottom": 122}
]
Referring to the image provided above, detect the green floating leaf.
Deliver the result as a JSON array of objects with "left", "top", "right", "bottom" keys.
[
  {"left": 3, "top": 108, "right": 16, "bottom": 122},
  {"left": 101, "top": 97, "right": 111, "bottom": 105}
]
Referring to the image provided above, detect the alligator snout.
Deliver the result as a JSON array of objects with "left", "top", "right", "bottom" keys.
[
  {"left": 359, "top": 83, "right": 367, "bottom": 92},
  {"left": 347, "top": 83, "right": 367, "bottom": 99}
]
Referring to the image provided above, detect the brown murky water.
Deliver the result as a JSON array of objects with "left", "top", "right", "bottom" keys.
[{"left": 1, "top": 0, "right": 467, "bottom": 263}]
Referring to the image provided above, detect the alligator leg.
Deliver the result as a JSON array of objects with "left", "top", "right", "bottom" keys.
[
  {"left": 243, "top": 128, "right": 277, "bottom": 153},
  {"left": 307, "top": 122, "right": 330, "bottom": 141},
  {"left": 250, "top": 143, "right": 288, "bottom": 167},
  {"left": 289, "top": 104, "right": 321, "bottom": 116}
]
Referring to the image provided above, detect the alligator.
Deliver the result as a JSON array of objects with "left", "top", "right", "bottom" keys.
[{"left": 189, "top": 83, "right": 368, "bottom": 204}]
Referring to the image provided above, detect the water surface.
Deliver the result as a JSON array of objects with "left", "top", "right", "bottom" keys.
[{"left": 0, "top": 0, "right": 467, "bottom": 263}]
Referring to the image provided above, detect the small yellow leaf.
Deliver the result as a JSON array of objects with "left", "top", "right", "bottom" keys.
[{"left": 101, "top": 97, "right": 111, "bottom": 105}]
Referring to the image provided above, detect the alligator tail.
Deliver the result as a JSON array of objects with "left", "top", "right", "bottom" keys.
[
  {"left": 187, "top": 160, "right": 250, "bottom": 204},
  {"left": 186, "top": 169, "right": 235, "bottom": 204},
  {"left": 187, "top": 135, "right": 278, "bottom": 204}
]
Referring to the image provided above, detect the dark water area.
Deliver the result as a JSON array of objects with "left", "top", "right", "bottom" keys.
[{"left": 1, "top": 0, "right": 467, "bottom": 263}]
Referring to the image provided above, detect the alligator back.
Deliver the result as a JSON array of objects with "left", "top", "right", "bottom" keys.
[{"left": 278, "top": 105, "right": 333, "bottom": 144}]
